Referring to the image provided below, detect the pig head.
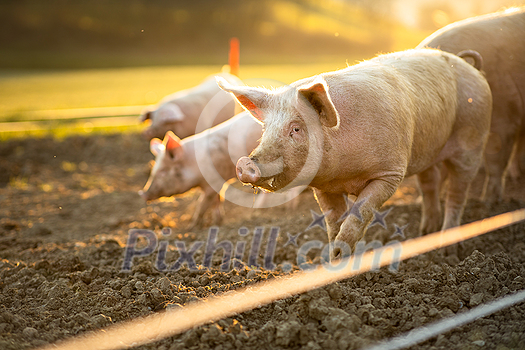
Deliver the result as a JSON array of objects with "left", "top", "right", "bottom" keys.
[
  {"left": 139, "top": 131, "right": 223, "bottom": 228},
  {"left": 218, "top": 49, "right": 492, "bottom": 257},
  {"left": 139, "top": 132, "right": 201, "bottom": 202},
  {"left": 217, "top": 78, "right": 331, "bottom": 193},
  {"left": 140, "top": 103, "right": 190, "bottom": 140},
  {"left": 139, "top": 112, "right": 265, "bottom": 228}
]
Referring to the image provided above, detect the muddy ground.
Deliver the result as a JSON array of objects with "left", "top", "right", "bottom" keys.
[{"left": 0, "top": 133, "right": 524, "bottom": 350}]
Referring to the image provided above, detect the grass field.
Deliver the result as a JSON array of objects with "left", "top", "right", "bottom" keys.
[
  {"left": 0, "top": 61, "right": 362, "bottom": 139},
  {"left": 0, "top": 62, "right": 357, "bottom": 119}
]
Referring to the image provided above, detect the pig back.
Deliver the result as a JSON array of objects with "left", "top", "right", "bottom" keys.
[
  {"left": 161, "top": 73, "right": 242, "bottom": 136},
  {"left": 418, "top": 9, "right": 525, "bottom": 94},
  {"left": 321, "top": 50, "right": 461, "bottom": 179}
]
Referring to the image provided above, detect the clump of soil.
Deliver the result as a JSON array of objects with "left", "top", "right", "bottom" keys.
[{"left": 0, "top": 133, "right": 524, "bottom": 350}]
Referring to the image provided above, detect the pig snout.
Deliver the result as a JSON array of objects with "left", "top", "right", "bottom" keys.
[
  {"left": 141, "top": 128, "right": 154, "bottom": 140},
  {"left": 138, "top": 189, "right": 150, "bottom": 201},
  {"left": 236, "top": 157, "right": 261, "bottom": 184}
]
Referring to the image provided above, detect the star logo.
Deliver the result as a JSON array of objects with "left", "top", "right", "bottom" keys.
[
  {"left": 338, "top": 195, "right": 354, "bottom": 222},
  {"left": 284, "top": 232, "right": 301, "bottom": 247},
  {"left": 338, "top": 196, "right": 364, "bottom": 223},
  {"left": 390, "top": 223, "right": 409, "bottom": 239},
  {"left": 368, "top": 207, "right": 393, "bottom": 229},
  {"left": 306, "top": 209, "right": 330, "bottom": 231}
]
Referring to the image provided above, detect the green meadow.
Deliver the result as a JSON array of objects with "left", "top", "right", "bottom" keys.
[
  {"left": 0, "top": 0, "right": 436, "bottom": 139},
  {"left": 0, "top": 62, "right": 362, "bottom": 117},
  {"left": 0, "top": 61, "right": 361, "bottom": 139}
]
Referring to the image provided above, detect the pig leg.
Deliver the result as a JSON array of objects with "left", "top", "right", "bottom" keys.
[
  {"left": 417, "top": 164, "right": 443, "bottom": 235},
  {"left": 507, "top": 126, "right": 525, "bottom": 182},
  {"left": 312, "top": 190, "right": 346, "bottom": 242},
  {"left": 482, "top": 130, "right": 516, "bottom": 202},
  {"left": 507, "top": 146, "right": 520, "bottom": 182},
  {"left": 189, "top": 188, "right": 221, "bottom": 229},
  {"left": 482, "top": 80, "right": 523, "bottom": 202},
  {"left": 439, "top": 157, "right": 477, "bottom": 256},
  {"left": 212, "top": 196, "right": 225, "bottom": 226},
  {"left": 442, "top": 151, "right": 482, "bottom": 230},
  {"left": 332, "top": 178, "right": 401, "bottom": 258}
]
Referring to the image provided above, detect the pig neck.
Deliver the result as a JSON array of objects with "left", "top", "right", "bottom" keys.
[
  {"left": 306, "top": 110, "right": 406, "bottom": 196},
  {"left": 162, "top": 78, "right": 222, "bottom": 120}
]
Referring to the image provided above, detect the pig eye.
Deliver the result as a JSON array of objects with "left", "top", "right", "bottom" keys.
[{"left": 290, "top": 126, "right": 301, "bottom": 136}]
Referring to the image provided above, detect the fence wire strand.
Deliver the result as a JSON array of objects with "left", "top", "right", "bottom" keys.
[
  {"left": 365, "top": 288, "right": 525, "bottom": 350},
  {"left": 39, "top": 208, "right": 525, "bottom": 350}
]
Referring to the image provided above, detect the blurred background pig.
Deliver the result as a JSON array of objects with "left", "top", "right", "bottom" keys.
[
  {"left": 139, "top": 72, "right": 243, "bottom": 140},
  {"left": 417, "top": 7, "right": 525, "bottom": 202},
  {"left": 220, "top": 49, "right": 492, "bottom": 255},
  {"left": 139, "top": 111, "right": 262, "bottom": 228}
]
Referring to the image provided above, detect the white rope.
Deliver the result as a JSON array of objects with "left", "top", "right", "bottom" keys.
[
  {"left": 38, "top": 208, "right": 525, "bottom": 350},
  {"left": 365, "top": 288, "right": 525, "bottom": 350}
]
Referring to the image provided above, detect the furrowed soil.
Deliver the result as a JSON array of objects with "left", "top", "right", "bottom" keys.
[{"left": 1, "top": 133, "right": 524, "bottom": 350}]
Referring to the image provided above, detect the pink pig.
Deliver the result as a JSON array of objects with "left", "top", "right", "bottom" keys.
[
  {"left": 218, "top": 49, "right": 492, "bottom": 256},
  {"left": 417, "top": 7, "right": 525, "bottom": 201},
  {"left": 139, "top": 72, "right": 242, "bottom": 140},
  {"left": 139, "top": 112, "right": 262, "bottom": 228}
]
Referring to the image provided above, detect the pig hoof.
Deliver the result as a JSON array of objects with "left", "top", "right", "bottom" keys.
[
  {"left": 138, "top": 190, "right": 148, "bottom": 201},
  {"left": 419, "top": 217, "right": 442, "bottom": 235},
  {"left": 481, "top": 192, "right": 503, "bottom": 206},
  {"left": 330, "top": 247, "right": 342, "bottom": 262},
  {"left": 188, "top": 219, "right": 203, "bottom": 230},
  {"left": 212, "top": 215, "right": 223, "bottom": 226},
  {"left": 481, "top": 178, "right": 504, "bottom": 204}
]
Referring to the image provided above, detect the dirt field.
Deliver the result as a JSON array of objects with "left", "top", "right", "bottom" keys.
[{"left": 1, "top": 133, "right": 524, "bottom": 350}]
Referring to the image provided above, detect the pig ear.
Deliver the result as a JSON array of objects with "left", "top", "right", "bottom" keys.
[
  {"left": 162, "top": 131, "right": 183, "bottom": 159},
  {"left": 216, "top": 76, "right": 267, "bottom": 122},
  {"left": 298, "top": 79, "right": 339, "bottom": 128},
  {"left": 149, "top": 138, "right": 164, "bottom": 156},
  {"left": 158, "top": 104, "right": 185, "bottom": 124}
]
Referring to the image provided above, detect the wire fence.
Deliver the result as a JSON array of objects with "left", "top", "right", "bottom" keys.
[
  {"left": 38, "top": 208, "right": 525, "bottom": 350},
  {"left": 365, "top": 288, "right": 525, "bottom": 350},
  {"left": 0, "top": 106, "right": 145, "bottom": 133}
]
